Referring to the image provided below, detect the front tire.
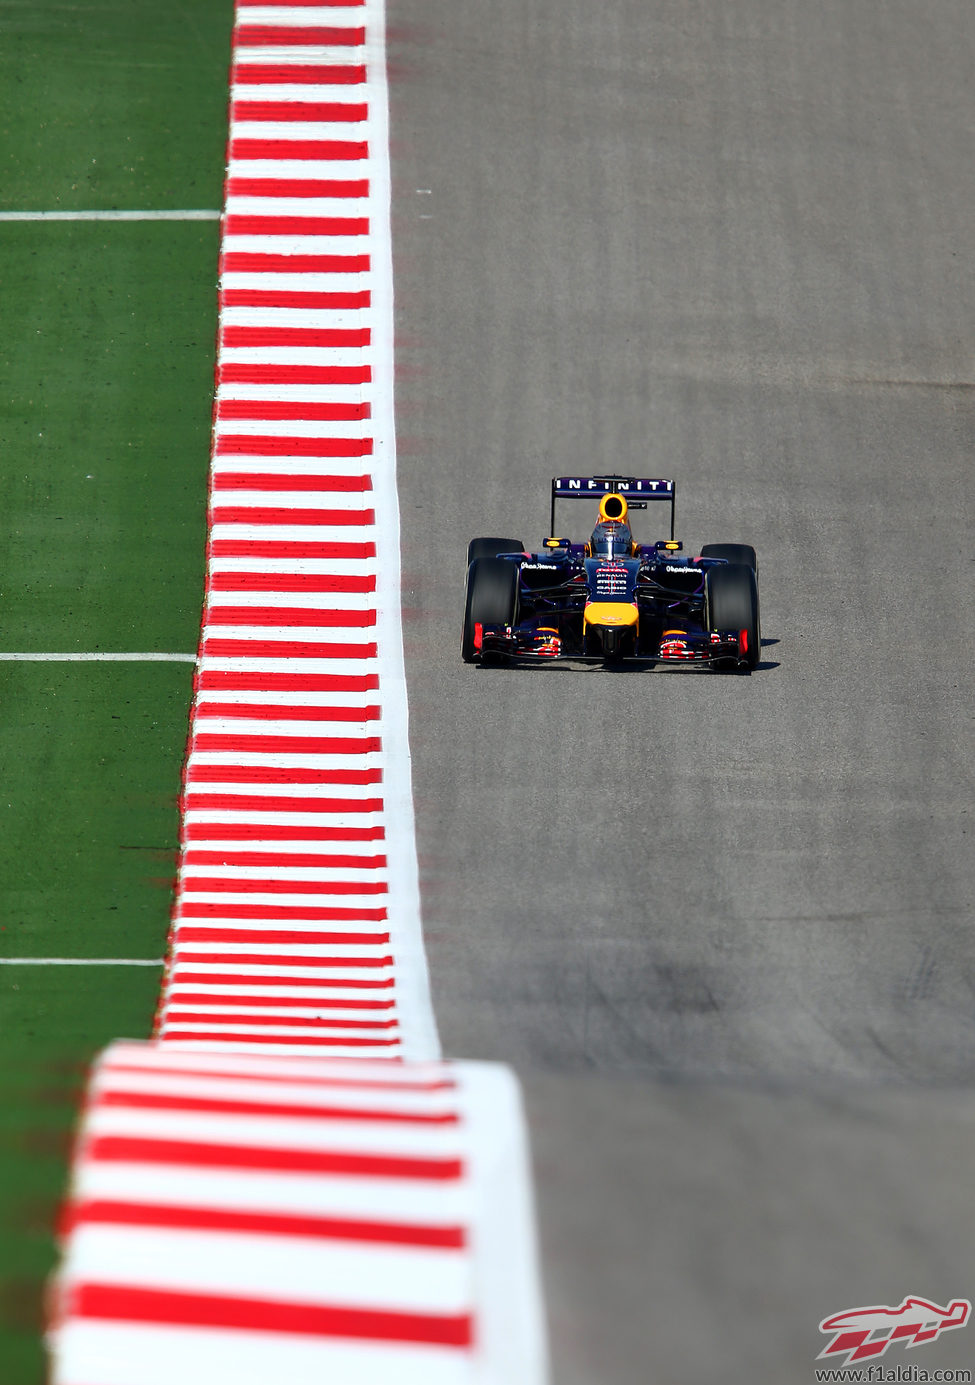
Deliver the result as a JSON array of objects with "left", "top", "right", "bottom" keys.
[
  {"left": 466, "top": 536, "right": 525, "bottom": 567},
  {"left": 462, "top": 556, "right": 520, "bottom": 662},
  {"left": 705, "top": 562, "right": 760, "bottom": 670},
  {"left": 700, "top": 542, "right": 758, "bottom": 576}
]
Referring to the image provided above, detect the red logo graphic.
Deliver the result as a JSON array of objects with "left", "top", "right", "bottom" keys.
[{"left": 818, "top": 1297, "right": 971, "bottom": 1366}]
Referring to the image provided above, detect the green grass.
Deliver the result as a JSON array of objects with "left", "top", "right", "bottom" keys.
[
  {"left": 0, "top": 663, "right": 195, "bottom": 957},
  {"left": 0, "top": 0, "right": 231, "bottom": 213},
  {"left": 0, "top": 2, "right": 233, "bottom": 1379},
  {"left": 0, "top": 222, "right": 218, "bottom": 650},
  {"left": 0, "top": 965, "right": 163, "bottom": 1383}
]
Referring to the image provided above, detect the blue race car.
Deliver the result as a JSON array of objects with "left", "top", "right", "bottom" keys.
[{"left": 462, "top": 476, "right": 760, "bottom": 670}]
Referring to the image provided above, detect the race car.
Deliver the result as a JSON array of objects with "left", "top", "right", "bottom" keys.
[{"left": 462, "top": 476, "right": 760, "bottom": 670}]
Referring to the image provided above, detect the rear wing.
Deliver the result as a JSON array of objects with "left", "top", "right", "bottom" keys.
[{"left": 550, "top": 475, "right": 676, "bottom": 540}]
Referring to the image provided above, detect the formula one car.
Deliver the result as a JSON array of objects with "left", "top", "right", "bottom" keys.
[{"left": 462, "top": 476, "right": 760, "bottom": 670}]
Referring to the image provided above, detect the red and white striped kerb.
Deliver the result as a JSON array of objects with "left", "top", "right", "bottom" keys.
[
  {"left": 48, "top": 3, "right": 547, "bottom": 1381},
  {"left": 158, "top": 0, "right": 438, "bottom": 1062},
  {"left": 49, "top": 1043, "right": 546, "bottom": 1384}
]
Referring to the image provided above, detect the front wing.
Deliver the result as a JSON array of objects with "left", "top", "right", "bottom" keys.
[{"left": 471, "top": 621, "right": 749, "bottom": 668}]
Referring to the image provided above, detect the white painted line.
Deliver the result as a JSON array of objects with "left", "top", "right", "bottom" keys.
[
  {"left": 0, "top": 211, "right": 220, "bottom": 222},
  {"left": 221, "top": 272, "right": 370, "bottom": 294},
  {"left": 0, "top": 653, "right": 197, "bottom": 662},
  {"left": 63, "top": 1226, "right": 469, "bottom": 1311},
  {"left": 0, "top": 958, "right": 164, "bottom": 966},
  {"left": 361, "top": 11, "right": 440, "bottom": 1068},
  {"left": 233, "top": 6, "right": 367, "bottom": 25},
  {"left": 221, "top": 235, "right": 369, "bottom": 256},
  {"left": 225, "top": 124, "right": 367, "bottom": 143},
  {"left": 219, "top": 306, "right": 370, "bottom": 327},
  {"left": 212, "top": 419, "right": 367, "bottom": 439},
  {"left": 230, "top": 83, "right": 367, "bottom": 103},
  {"left": 233, "top": 46, "right": 364, "bottom": 66}
]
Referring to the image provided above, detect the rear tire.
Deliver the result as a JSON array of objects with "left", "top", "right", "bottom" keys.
[
  {"left": 466, "top": 536, "right": 525, "bottom": 567},
  {"left": 700, "top": 542, "right": 758, "bottom": 576},
  {"left": 462, "top": 556, "right": 520, "bottom": 662},
  {"left": 705, "top": 562, "right": 760, "bottom": 670}
]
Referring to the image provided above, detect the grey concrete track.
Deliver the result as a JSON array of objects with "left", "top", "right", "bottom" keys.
[{"left": 388, "top": 3, "right": 975, "bottom": 1381}]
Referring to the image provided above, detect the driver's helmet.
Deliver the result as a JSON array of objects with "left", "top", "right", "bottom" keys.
[{"left": 589, "top": 519, "right": 633, "bottom": 560}]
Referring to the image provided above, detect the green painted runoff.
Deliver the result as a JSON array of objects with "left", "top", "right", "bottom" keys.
[
  {"left": 0, "top": 662, "right": 195, "bottom": 957},
  {"left": 0, "top": 222, "right": 218, "bottom": 651},
  {"left": 0, "top": 1, "right": 233, "bottom": 1380},
  {"left": 0, "top": 0, "right": 231, "bottom": 213},
  {"left": 0, "top": 966, "right": 163, "bottom": 1383}
]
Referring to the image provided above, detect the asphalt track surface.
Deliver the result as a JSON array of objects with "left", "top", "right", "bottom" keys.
[{"left": 388, "top": 4, "right": 975, "bottom": 1381}]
